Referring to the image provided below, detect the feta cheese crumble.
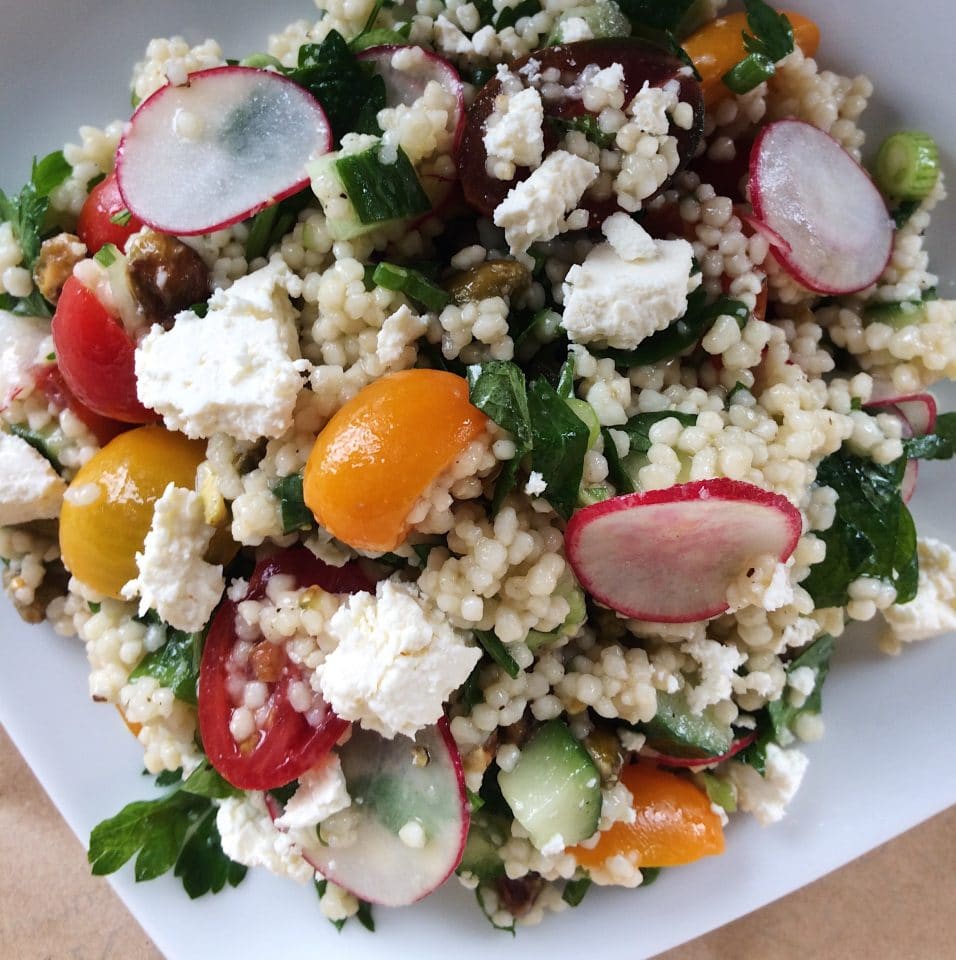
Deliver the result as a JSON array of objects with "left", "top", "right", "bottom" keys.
[
  {"left": 493, "top": 150, "right": 600, "bottom": 256},
  {"left": 121, "top": 483, "right": 225, "bottom": 632},
  {"left": 724, "top": 743, "right": 809, "bottom": 825},
  {"left": 134, "top": 260, "right": 308, "bottom": 441},
  {"left": 318, "top": 579, "right": 481, "bottom": 739},
  {"left": 0, "top": 432, "right": 67, "bottom": 525},
  {"left": 0, "top": 311, "right": 48, "bottom": 405},
  {"left": 483, "top": 84, "right": 545, "bottom": 180},
  {"left": 275, "top": 754, "right": 351, "bottom": 831},
  {"left": 561, "top": 238, "right": 698, "bottom": 349}
]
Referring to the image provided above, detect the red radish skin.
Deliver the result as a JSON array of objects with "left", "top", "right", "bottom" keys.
[
  {"left": 269, "top": 717, "right": 470, "bottom": 907},
  {"left": 116, "top": 66, "right": 332, "bottom": 236},
  {"left": 565, "top": 479, "right": 802, "bottom": 623},
  {"left": 865, "top": 391, "right": 937, "bottom": 502},
  {"left": 749, "top": 119, "right": 894, "bottom": 295},
  {"left": 639, "top": 731, "right": 758, "bottom": 769}
]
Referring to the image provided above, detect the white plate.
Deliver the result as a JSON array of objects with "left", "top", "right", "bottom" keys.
[{"left": 1, "top": 1, "right": 955, "bottom": 958}]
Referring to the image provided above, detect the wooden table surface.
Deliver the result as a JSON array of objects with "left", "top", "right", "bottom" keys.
[{"left": 1, "top": 724, "right": 953, "bottom": 960}]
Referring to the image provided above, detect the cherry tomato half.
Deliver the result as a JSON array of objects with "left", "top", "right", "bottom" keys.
[
  {"left": 198, "top": 546, "right": 375, "bottom": 791},
  {"left": 76, "top": 171, "right": 145, "bottom": 255},
  {"left": 457, "top": 40, "right": 703, "bottom": 222},
  {"left": 51, "top": 275, "right": 156, "bottom": 423}
]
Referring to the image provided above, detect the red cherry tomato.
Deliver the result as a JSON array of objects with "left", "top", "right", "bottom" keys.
[
  {"left": 51, "top": 275, "right": 156, "bottom": 423},
  {"left": 456, "top": 40, "right": 703, "bottom": 223},
  {"left": 31, "top": 363, "right": 128, "bottom": 447},
  {"left": 76, "top": 171, "right": 145, "bottom": 255},
  {"left": 198, "top": 546, "right": 376, "bottom": 791}
]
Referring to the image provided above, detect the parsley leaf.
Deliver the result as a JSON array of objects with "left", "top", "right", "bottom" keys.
[
  {"left": 722, "top": 0, "right": 795, "bottom": 95},
  {"left": 474, "top": 629, "right": 521, "bottom": 679},
  {"left": 547, "top": 114, "right": 617, "bottom": 150},
  {"left": 495, "top": 0, "right": 541, "bottom": 31},
  {"left": 562, "top": 875, "right": 592, "bottom": 907},
  {"left": 127, "top": 624, "right": 204, "bottom": 706},
  {"left": 286, "top": 31, "right": 386, "bottom": 145},
  {"left": 31, "top": 150, "right": 72, "bottom": 197},
  {"left": 619, "top": 410, "right": 697, "bottom": 455},
  {"left": 902, "top": 412, "right": 956, "bottom": 461},
  {"left": 802, "top": 451, "right": 917, "bottom": 609},
  {"left": 244, "top": 189, "right": 313, "bottom": 261},
  {"left": 615, "top": 0, "right": 697, "bottom": 33},
  {"left": 88, "top": 765, "right": 246, "bottom": 898},
  {"left": 271, "top": 472, "right": 314, "bottom": 534}
]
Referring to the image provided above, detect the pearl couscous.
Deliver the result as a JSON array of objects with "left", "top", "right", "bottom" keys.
[{"left": 2, "top": 0, "right": 955, "bottom": 932}]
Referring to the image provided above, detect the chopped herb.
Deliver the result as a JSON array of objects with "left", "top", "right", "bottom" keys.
[
  {"left": 475, "top": 885, "right": 516, "bottom": 934},
  {"left": 902, "top": 412, "right": 956, "bottom": 461},
  {"left": 88, "top": 601, "right": 102, "bottom": 614},
  {"left": 562, "top": 875, "right": 592, "bottom": 906},
  {"left": 372, "top": 261, "right": 451, "bottom": 313},
  {"left": 802, "top": 450, "right": 917, "bottom": 609},
  {"left": 86, "top": 172, "right": 107, "bottom": 192},
  {"left": 94, "top": 242, "right": 119, "bottom": 267},
  {"left": 458, "top": 663, "right": 484, "bottom": 711},
  {"left": 641, "top": 866, "right": 662, "bottom": 886},
  {"left": 722, "top": 0, "right": 795, "bottom": 95},
  {"left": 88, "top": 763, "right": 246, "bottom": 898},
  {"left": 593, "top": 290, "right": 748, "bottom": 368},
  {"left": 128, "top": 624, "right": 204, "bottom": 706},
  {"left": 268, "top": 781, "right": 300, "bottom": 806},
  {"left": 108, "top": 208, "right": 132, "bottom": 226},
  {"left": 850, "top": 396, "right": 863, "bottom": 411},
  {"left": 547, "top": 114, "right": 616, "bottom": 150},
  {"left": 619, "top": 410, "right": 697, "bottom": 455},
  {"left": 31, "top": 150, "right": 72, "bottom": 197},
  {"left": 412, "top": 542, "right": 436, "bottom": 566},
  {"left": 286, "top": 31, "right": 386, "bottom": 144},
  {"left": 892, "top": 198, "right": 921, "bottom": 229},
  {"left": 350, "top": 0, "right": 412, "bottom": 51},
  {"left": 495, "top": 0, "right": 541, "bottom": 31},
  {"left": 335, "top": 143, "right": 431, "bottom": 225},
  {"left": 556, "top": 354, "right": 575, "bottom": 400},
  {"left": 271, "top": 472, "right": 314, "bottom": 534},
  {"left": 244, "top": 189, "right": 312, "bottom": 261},
  {"left": 154, "top": 768, "right": 184, "bottom": 788},
  {"left": 615, "top": 0, "right": 697, "bottom": 33},
  {"left": 466, "top": 788, "right": 485, "bottom": 813},
  {"left": 726, "top": 381, "right": 750, "bottom": 404},
  {"left": 601, "top": 427, "right": 636, "bottom": 495},
  {"left": 527, "top": 377, "right": 590, "bottom": 520},
  {"left": 474, "top": 629, "right": 521, "bottom": 679}
]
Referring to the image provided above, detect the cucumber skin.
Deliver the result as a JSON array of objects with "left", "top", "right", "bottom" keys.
[
  {"left": 497, "top": 720, "right": 601, "bottom": 850},
  {"left": 638, "top": 691, "right": 734, "bottom": 760}
]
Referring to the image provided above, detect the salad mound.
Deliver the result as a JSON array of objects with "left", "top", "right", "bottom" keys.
[{"left": 1, "top": 0, "right": 955, "bottom": 932}]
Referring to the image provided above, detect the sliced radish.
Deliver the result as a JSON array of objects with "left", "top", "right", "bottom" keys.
[
  {"left": 356, "top": 45, "right": 465, "bottom": 146},
  {"left": 565, "top": 479, "right": 802, "bottom": 623},
  {"left": 639, "top": 731, "right": 757, "bottom": 769},
  {"left": 280, "top": 718, "right": 469, "bottom": 907},
  {"left": 116, "top": 66, "right": 332, "bottom": 235},
  {"left": 865, "top": 391, "right": 937, "bottom": 437},
  {"left": 865, "top": 391, "right": 937, "bottom": 503},
  {"left": 749, "top": 119, "right": 894, "bottom": 295}
]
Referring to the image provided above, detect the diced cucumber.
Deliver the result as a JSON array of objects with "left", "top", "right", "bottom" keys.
[
  {"left": 497, "top": 719, "right": 601, "bottom": 850},
  {"left": 863, "top": 299, "right": 926, "bottom": 329},
  {"left": 525, "top": 579, "right": 586, "bottom": 650},
  {"left": 637, "top": 690, "right": 734, "bottom": 760},
  {"left": 457, "top": 809, "right": 509, "bottom": 882},
  {"left": 548, "top": 2, "right": 631, "bottom": 44},
  {"left": 566, "top": 398, "right": 600, "bottom": 448},
  {"left": 9, "top": 423, "right": 64, "bottom": 471}
]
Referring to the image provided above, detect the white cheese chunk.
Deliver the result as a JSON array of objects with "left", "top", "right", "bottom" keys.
[
  {"left": 881, "top": 537, "right": 956, "bottom": 651},
  {"left": 318, "top": 579, "right": 481, "bottom": 739},
  {"left": 135, "top": 260, "right": 307, "bottom": 441},
  {"left": 601, "top": 212, "right": 656, "bottom": 261},
  {"left": 483, "top": 85, "right": 545, "bottom": 177},
  {"left": 0, "top": 311, "right": 48, "bottom": 405},
  {"left": 493, "top": 150, "right": 599, "bottom": 256},
  {"left": 121, "top": 483, "right": 224, "bottom": 632},
  {"left": 0, "top": 432, "right": 67, "bottom": 525},
  {"left": 216, "top": 792, "right": 315, "bottom": 883},
  {"left": 275, "top": 754, "right": 351, "bottom": 831},
  {"left": 376, "top": 304, "right": 427, "bottom": 368},
  {"left": 723, "top": 743, "right": 809, "bottom": 826},
  {"left": 561, "top": 238, "right": 697, "bottom": 350}
]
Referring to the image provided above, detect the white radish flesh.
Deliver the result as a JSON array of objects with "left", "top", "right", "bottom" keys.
[
  {"left": 116, "top": 66, "right": 332, "bottom": 235},
  {"left": 565, "top": 479, "right": 802, "bottom": 623},
  {"left": 749, "top": 119, "right": 894, "bottom": 295},
  {"left": 292, "top": 718, "right": 469, "bottom": 907},
  {"left": 357, "top": 45, "right": 465, "bottom": 144}
]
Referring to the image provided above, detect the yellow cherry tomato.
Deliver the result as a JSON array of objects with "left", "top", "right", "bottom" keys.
[
  {"left": 571, "top": 763, "right": 725, "bottom": 870},
  {"left": 684, "top": 11, "right": 821, "bottom": 108},
  {"left": 60, "top": 426, "right": 212, "bottom": 598},
  {"left": 303, "top": 369, "right": 488, "bottom": 552}
]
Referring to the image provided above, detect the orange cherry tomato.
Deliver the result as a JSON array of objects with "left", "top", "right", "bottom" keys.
[
  {"left": 303, "top": 369, "right": 488, "bottom": 552},
  {"left": 685, "top": 11, "right": 821, "bottom": 108},
  {"left": 572, "top": 763, "right": 725, "bottom": 870},
  {"left": 59, "top": 426, "right": 214, "bottom": 598}
]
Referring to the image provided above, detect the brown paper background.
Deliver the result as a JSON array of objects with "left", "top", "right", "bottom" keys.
[{"left": 1, "top": 724, "right": 952, "bottom": 959}]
